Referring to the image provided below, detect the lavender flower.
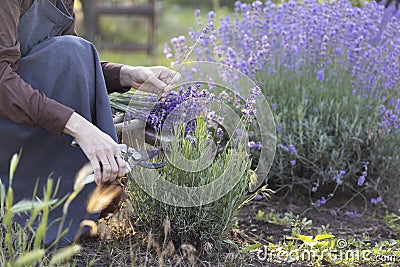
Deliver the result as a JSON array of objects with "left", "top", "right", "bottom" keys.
[
  {"left": 248, "top": 141, "right": 262, "bottom": 150},
  {"left": 130, "top": 84, "right": 213, "bottom": 132},
  {"left": 253, "top": 194, "right": 263, "bottom": 201},
  {"left": 313, "top": 196, "right": 327, "bottom": 207},
  {"left": 288, "top": 144, "right": 296, "bottom": 155},
  {"left": 371, "top": 196, "right": 383, "bottom": 204},
  {"left": 357, "top": 176, "right": 365, "bottom": 187},
  {"left": 163, "top": 0, "right": 400, "bottom": 207},
  {"left": 216, "top": 127, "right": 224, "bottom": 139},
  {"left": 168, "top": 0, "right": 400, "bottom": 98},
  {"left": 335, "top": 170, "right": 346, "bottom": 185},
  {"left": 316, "top": 70, "right": 325, "bottom": 82},
  {"left": 278, "top": 144, "right": 289, "bottom": 151},
  {"left": 311, "top": 179, "right": 320, "bottom": 192},
  {"left": 357, "top": 161, "right": 369, "bottom": 186},
  {"left": 278, "top": 144, "right": 289, "bottom": 152},
  {"left": 381, "top": 101, "right": 400, "bottom": 133},
  {"left": 186, "top": 134, "right": 197, "bottom": 146}
]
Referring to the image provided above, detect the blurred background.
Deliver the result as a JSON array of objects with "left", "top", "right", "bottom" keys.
[{"left": 74, "top": 0, "right": 253, "bottom": 66}]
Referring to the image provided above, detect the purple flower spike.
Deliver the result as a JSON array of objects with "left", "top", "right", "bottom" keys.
[
  {"left": 248, "top": 141, "right": 262, "bottom": 150},
  {"left": 358, "top": 161, "right": 369, "bottom": 186},
  {"left": 278, "top": 144, "right": 289, "bottom": 152},
  {"left": 288, "top": 144, "right": 296, "bottom": 155},
  {"left": 316, "top": 70, "right": 325, "bottom": 82},
  {"left": 216, "top": 127, "right": 224, "bottom": 139},
  {"left": 358, "top": 176, "right": 365, "bottom": 186},
  {"left": 208, "top": 11, "right": 215, "bottom": 19},
  {"left": 371, "top": 196, "right": 382, "bottom": 205},
  {"left": 130, "top": 84, "right": 214, "bottom": 132},
  {"left": 254, "top": 194, "right": 263, "bottom": 201},
  {"left": 313, "top": 196, "right": 327, "bottom": 207}
]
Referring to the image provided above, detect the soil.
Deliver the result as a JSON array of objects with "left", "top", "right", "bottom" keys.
[
  {"left": 238, "top": 193, "right": 395, "bottom": 245},
  {"left": 70, "top": 192, "right": 398, "bottom": 267}
]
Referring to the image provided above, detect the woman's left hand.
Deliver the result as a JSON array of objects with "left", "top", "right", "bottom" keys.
[{"left": 120, "top": 66, "right": 181, "bottom": 101}]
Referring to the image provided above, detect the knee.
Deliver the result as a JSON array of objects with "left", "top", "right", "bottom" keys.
[
  {"left": 32, "top": 36, "right": 97, "bottom": 65},
  {"left": 50, "top": 36, "right": 95, "bottom": 54}
]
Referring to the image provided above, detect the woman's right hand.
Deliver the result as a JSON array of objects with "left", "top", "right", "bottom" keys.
[{"left": 63, "top": 112, "right": 126, "bottom": 184}]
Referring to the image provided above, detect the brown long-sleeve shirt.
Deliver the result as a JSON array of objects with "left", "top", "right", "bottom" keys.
[{"left": 0, "top": 0, "right": 128, "bottom": 136}]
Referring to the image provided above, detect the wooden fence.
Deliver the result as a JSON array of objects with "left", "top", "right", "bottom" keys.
[{"left": 81, "top": 0, "right": 156, "bottom": 55}]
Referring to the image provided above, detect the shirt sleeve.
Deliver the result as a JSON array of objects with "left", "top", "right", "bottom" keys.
[
  {"left": 101, "top": 62, "right": 131, "bottom": 94},
  {"left": 0, "top": 0, "right": 74, "bottom": 136}
]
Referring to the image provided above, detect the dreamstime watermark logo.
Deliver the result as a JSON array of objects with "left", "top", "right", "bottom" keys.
[
  {"left": 253, "top": 239, "right": 397, "bottom": 264},
  {"left": 125, "top": 61, "right": 276, "bottom": 207}
]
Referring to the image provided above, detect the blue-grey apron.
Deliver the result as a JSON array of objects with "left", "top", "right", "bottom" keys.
[{"left": 0, "top": 0, "right": 117, "bottom": 245}]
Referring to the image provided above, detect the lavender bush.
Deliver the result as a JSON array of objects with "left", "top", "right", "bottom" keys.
[
  {"left": 165, "top": 0, "right": 400, "bottom": 208},
  {"left": 127, "top": 117, "right": 251, "bottom": 249}
]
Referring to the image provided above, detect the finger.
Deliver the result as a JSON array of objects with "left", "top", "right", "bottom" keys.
[
  {"left": 99, "top": 155, "right": 112, "bottom": 183},
  {"left": 158, "top": 67, "right": 180, "bottom": 85},
  {"left": 160, "top": 84, "right": 176, "bottom": 100},
  {"left": 168, "top": 71, "right": 181, "bottom": 85},
  {"left": 146, "top": 75, "right": 168, "bottom": 91},
  {"left": 90, "top": 157, "right": 102, "bottom": 185},
  {"left": 106, "top": 154, "right": 119, "bottom": 182},
  {"left": 115, "top": 154, "right": 127, "bottom": 177},
  {"left": 132, "top": 81, "right": 142, "bottom": 89}
]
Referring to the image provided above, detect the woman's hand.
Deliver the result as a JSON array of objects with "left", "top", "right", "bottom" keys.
[
  {"left": 120, "top": 66, "right": 181, "bottom": 101},
  {"left": 63, "top": 112, "right": 126, "bottom": 185}
]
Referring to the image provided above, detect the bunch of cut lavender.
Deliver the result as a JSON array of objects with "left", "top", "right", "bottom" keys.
[{"left": 127, "top": 83, "right": 214, "bottom": 132}]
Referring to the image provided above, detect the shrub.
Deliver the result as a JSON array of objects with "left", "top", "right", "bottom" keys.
[
  {"left": 165, "top": 0, "right": 400, "bottom": 207},
  {"left": 126, "top": 116, "right": 252, "bottom": 249}
]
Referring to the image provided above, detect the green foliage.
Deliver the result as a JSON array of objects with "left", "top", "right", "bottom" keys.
[
  {"left": 164, "top": 0, "right": 255, "bottom": 8},
  {"left": 259, "top": 61, "right": 400, "bottom": 203},
  {"left": 255, "top": 210, "right": 312, "bottom": 227},
  {"left": 246, "top": 214, "right": 400, "bottom": 266},
  {"left": 0, "top": 153, "right": 80, "bottom": 266},
  {"left": 384, "top": 212, "right": 400, "bottom": 234},
  {"left": 127, "top": 117, "right": 252, "bottom": 249}
]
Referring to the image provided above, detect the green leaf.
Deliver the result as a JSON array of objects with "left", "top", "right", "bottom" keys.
[
  {"left": 244, "top": 243, "right": 262, "bottom": 252},
  {"left": 11, "top": 199, "right": 57, "bottom": 214},
  {"left": 296, "top": 234, "right": 319, "bottom": 247},
  {"left": 296, "top": 234, "right": 315, "bottom": 242},
  {"left": 9, "top": 152, "right": 21, "bottom": 186},
  {"left": 315, "top": 234, "right": 335, "bottom": 241},
  {"left": 255, "top": 210, "right": 265, "bottom": 221}
]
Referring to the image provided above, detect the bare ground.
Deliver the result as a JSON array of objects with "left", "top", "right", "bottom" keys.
[{"left": 68, "top": 190, "right": 398, "bottom": 267}]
